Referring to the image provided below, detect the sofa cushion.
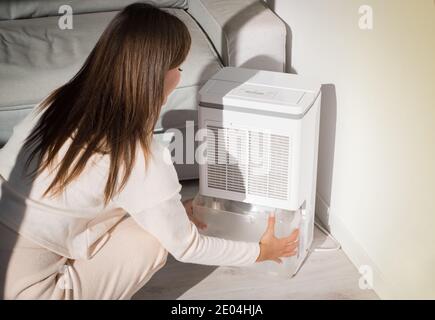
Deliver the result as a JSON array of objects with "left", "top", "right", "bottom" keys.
[
  {"left": 0, "top": 9, "right": 222, "bottom": 145},
  {"left": 0, "top": 0, "right": 188, "bottom": 20}
]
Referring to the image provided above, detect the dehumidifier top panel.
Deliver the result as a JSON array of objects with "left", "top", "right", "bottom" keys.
[
  {"left": 199, "top": 67, "right": 321, "bottom": 117},
  {"left": 212, "top": 67, "right": 321, "bottom": 92}
]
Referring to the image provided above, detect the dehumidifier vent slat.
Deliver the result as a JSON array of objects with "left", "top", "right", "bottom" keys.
[
  {"left": 267, "top": 134, "right": 290, "bottom": 200},
  {"left": 226, "top": 127, "right": 247, "bottom": 193},
  {"left": 206, "top": 126, "right": 247, "bottom": 194},
  {"left": 206, "top": 126, "right": 227, "bottom": 190},
  {"left": 247, "top": 131, "right": 268, "bottom": 197}
]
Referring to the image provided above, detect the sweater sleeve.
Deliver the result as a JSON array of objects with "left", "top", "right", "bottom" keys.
[
  {"left": 129, "top": 191, "right": 261, "bottom": 266},
  {"left": 112, "top": 138, "right": 260, "bottom": 266}
]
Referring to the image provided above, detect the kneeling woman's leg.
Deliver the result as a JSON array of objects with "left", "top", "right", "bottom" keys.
[
  {"left": 0, "top": 222, "right": 69, "bottom": 299},
  {"left": 0, "top": 217, "right": 168, "bottom": 299},
  {"left": 68, "top": 217, "right": 168, "bottom": 299}
]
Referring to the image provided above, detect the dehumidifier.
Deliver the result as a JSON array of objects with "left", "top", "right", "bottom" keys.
[{"left": 193, "top": 67, "right": 322, "bottom": 277}]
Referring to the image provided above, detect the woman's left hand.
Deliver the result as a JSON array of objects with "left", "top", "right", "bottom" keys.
[{"left": 183, "top": 199, "right": 207, "bottom": 230}]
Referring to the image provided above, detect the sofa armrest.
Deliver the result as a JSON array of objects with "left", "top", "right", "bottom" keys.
[{"left": 187, "top": 0, "right": 286, "bottom": 72}]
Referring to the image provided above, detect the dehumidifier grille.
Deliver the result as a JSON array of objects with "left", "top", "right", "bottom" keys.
[{"left": 206, "top": 125, "right": 290, "bottom": 200}]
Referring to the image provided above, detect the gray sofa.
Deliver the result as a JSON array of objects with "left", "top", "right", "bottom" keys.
[{"left": 0, "top": 0, "right": 286, "bottom": 179}]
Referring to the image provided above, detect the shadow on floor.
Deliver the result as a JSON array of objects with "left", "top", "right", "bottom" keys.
[{"left": 132, "top": 256, "right": 217, "bottom": 300}]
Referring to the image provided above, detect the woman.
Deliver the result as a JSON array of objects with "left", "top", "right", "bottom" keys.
[{"left": 0, "top": 3, "right": 299, "bottom": 299}]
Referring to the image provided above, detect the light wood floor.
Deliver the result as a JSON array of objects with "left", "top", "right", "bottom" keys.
[{"left": 133, "top": 180, "right": 378, "bottom": 300}]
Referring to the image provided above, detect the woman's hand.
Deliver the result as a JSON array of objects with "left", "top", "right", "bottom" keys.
[
  {"left": 183, "top": 199, "right": 207, "bottom": 230},
  {"left": 256, "top": 212, "right": 299, "bottom": 264}
]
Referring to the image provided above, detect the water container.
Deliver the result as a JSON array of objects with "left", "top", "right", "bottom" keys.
[{"left": 192, "top": 193, "right": 305, "bottom": 277}]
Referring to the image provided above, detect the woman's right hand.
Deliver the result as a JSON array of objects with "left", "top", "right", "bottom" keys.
[{"left": 256, "top": 212, "right": 299, "bottom": 264}]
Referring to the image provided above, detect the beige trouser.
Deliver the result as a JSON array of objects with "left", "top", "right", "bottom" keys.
[{"left": 0, "top": 217, "right": 168, "bottom": 300}]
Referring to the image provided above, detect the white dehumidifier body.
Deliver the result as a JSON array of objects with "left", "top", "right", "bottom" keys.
[{"left": 194, "top": 67, "right": 322, "bottom": 276}]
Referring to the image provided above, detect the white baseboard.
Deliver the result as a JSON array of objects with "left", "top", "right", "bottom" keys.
[{"left": 315, "top": 192, "right": 401, "bottom": 299}]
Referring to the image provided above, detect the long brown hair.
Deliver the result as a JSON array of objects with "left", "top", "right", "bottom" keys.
[{"left": 24, "top": 3, "right": 191, "bottom": 204}]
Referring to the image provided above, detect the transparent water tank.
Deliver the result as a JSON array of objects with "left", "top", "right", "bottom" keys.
[{"left": 192, "top": 193, "right": 304, "bottom": 277}]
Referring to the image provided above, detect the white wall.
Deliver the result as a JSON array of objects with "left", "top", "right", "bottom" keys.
[{"left": 266, "top": 0, "right": 435, "bottom": 299}]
